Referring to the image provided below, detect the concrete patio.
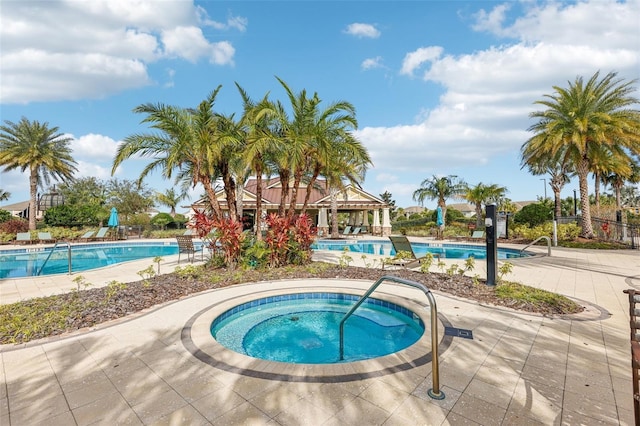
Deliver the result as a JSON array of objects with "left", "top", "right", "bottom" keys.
[{"left": 0, "top": 239, "right": 638, "bottom": 425}]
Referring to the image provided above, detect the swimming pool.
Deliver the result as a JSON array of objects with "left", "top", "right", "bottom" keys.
[
  {"left": 0, "top": 242, "right": 202, "bottom": 279},
  {"left": 311, "top": 239, "right": 529, "bottom": 259},
  {"left": 211, "top": 292, "right": 424, "bottom": 364}
]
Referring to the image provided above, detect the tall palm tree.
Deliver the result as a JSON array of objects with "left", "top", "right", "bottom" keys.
[
  {"left": 522, "top": 152, "right": 573, "bottom": 220},
  {"left": 412, "top": 175, "right": 466, "bottom": 228},
  {"left": 464, "top": 183, "right": 508, "bottom": 229},
  {"left": 0, "top": 189, "right": 10, "bottom": 202},
  {"left": 156, "top": 188, "right": 188, "bottom": 217},
  {"left": 0, "top": 117, "right": 77, "bottom": 230},
  {"left": 113, "top": 87, "right": 233, "bottom": 220},
  {"left": 604, "top": 159, "right": 639, "bottom": 211},
  {"left": 522, "top": 71, "right": 640, "bottom": 238}
]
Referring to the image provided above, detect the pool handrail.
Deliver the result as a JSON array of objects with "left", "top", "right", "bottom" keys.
[
  {"left": 519, "top": 236, "right": 552, "bottom": 256},
  {"left": 338, "top": 275, "right": 444, "bottom": 400},
  {"left": 36, "top": 241, "right": 72, "bottom": 276}
]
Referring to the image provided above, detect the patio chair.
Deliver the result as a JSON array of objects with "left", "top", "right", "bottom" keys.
[
  {"left": 78, "top": 230, "right": 95, "bottom": 242},
  {"left": 623, "top": 289, "right": 640, "bottom": 424},
  {"left": 387, "top": 235, "right": 430, "bottom": 269},
  {"left": 468, "top": 230, "right": 485, "bottom": 242},
  {"left": 16, "top": 232, "right": 33, "bottom": 245},
  {"left": 341, "top": 226, "right": 352, "bottom": 237},
  {"left": 349, "top": 227, "right": 362, "bottom": 238},
  {"left": 37, "top": 232, "right": 56, "bottom": 244},
  {"left": 92, "top": 227, "right": 109, "bottom": 241},
  {"left": 176, "top": 235, "right": 200, "bottom": 263}
]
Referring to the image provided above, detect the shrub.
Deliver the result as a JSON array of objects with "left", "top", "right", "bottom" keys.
[
  {"left": 150, "top": 213, "right": 174, "bottom": 230},
  {"left": 514, "top": 202, "right": 553, "bottom": 227},
  {"left": 0, "top": 210, "right": 11, "bottom": 223},
  {"left": 0, "top": 218, "right": 29, "bottom": 234}
]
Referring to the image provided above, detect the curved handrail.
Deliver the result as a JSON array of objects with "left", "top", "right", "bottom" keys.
[
  {"left": 37, "top": 242, "right": 72, "bottom": 276},
  {"left": 338, "top": 275, "right": 444, "bottom": 400},
  {"left": 519, "top": 236, "right": 552, "bottom": 256}
]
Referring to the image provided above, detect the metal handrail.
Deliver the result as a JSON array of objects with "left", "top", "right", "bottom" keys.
[
  {"left": 519, "top": 236, "right": 552, "bottom": 256},
  {"left": 338, "top": 275, "right": 444, "bottom": 400},
  {"left": 36, "top": 242, "right": 72, "bottom": 276}
]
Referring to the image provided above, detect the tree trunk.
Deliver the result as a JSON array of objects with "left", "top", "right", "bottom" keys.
[
  {"left": 330, "top": 188, "right": 339, "bottom": 238},
  {"left": 278, "top": 170, "right": 290, "bottom": 216},
  {"left": 594, "top": 172, "right": 601, "bottom": 216},
  {"left": 201, "top": 176, "right": 223, "bottom": 220},
  {"left": 29, "top": 167, "right": 38, "bottom": 231},
  {"left": 553, "top": 188, "right": 562, "bottom": 220},
  {"left": 577, "top": 158, "right": 595, "bottom": 238},
  {"left": 287, "top": 169, "right": 303, "bottom": 219},
  {"left": 301, "top": 166, "right": 320, "bottom": 216},
  {"left": 475, "top": 202, "right": 483, "bottom": 229},
  {"left": 255, "top": 169, "right": 263, "bottom": 241}
]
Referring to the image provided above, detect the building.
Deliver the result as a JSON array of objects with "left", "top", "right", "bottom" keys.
[{"left": 190, "top": 177, "right": 392, "bottom": 236}]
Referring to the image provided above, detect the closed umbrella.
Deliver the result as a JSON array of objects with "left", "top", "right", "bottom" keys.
[
  {"left": 436, "top": 206, "right": 444, "bottom": 240},
  {"left": 108, "top": 207, "right": 119, "bottom": 228}
]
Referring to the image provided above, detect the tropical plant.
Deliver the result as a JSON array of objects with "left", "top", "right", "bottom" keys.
[
  {"left": 0, "top": 189, "right": 10, "bottom": 202},
  {"left": 513, "top": 201, "right": 553, "bottom": 227},
  {"left": 463, "top": 182, "right": 508, "bottom": 228},
  {"left": 0, "top": 117, "right": 78, "bottom": 230},
  {"left": 156, "top": 188, "right": 188, "bottom": 217},
  {"left": 522, "top": 71, "right": 640, "bottom": 237},
  {"left": 412, "top": 175, "right": 466, "bottom": 228}
]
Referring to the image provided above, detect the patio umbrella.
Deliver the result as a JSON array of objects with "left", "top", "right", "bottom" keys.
[
  {"left": 436, "top": 206, "right": 444, "bottom": 227},
  {"left": 108, "top": 207, "right": 119, "bottom": 228}
]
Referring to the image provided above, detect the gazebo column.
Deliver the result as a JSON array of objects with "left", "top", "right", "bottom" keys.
[
  {"left": 372, "top": 209, "right": 381, "bottom": 236},
  {"left": 382, "top": 208, "right": 392, "bottom": 236},
  {"left": 349, "top": 212, "right": 356, "bottom": 226},
  {"left": 362, "top": 210, "right": 370, "bottom": 233},
  {"left": 317, "top": 208, "right": 329, "bottom": 237}
]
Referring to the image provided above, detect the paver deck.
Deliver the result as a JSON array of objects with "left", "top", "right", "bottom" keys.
[{"left": 1, "top": 239, "right": 638, "bottom": 425}]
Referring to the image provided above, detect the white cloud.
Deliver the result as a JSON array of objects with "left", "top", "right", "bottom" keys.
[
  {"left": 472, "top": 4, "right": 512, "bottom": 35},
  {"left": 75, "top": 161, "right": 114, "bottom": 180},
  {"left": 70, "top": 134, "right": 120, "bottom": 160},
  {"left": 0, "top": 0, "right": 244, "bottom": 104},
  {"left": 361, "top": 56, "right": 384, "bottom": 70},
  {"left": 344, "top": 23, "right": 381, "bottom": 39},
  {"left": 399, "top": 46, "right": 443, "bottom": 77}
]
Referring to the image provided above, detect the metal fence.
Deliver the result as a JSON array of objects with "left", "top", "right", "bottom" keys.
[{"left": 560, "top": 216, "right": 639, "bottom": 249}]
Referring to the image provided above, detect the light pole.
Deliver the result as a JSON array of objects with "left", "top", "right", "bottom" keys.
[
  {"left": 540, "top": 178, "right": 547, "bottom": 199},
  {"left": 573, "top": 189, "right": 577, "bottom": 217}
]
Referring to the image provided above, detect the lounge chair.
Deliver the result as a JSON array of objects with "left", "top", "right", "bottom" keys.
[
  {"left": 341, "top": 226, "right": 352, "bottom": 237},
  {"left": 387, "top": 235, "right": 429, "bottom": 269},
  {"left": 78, "top": 230, "right": 95, "bottom": 242},
  {"left": 349, "top": 227, "right": 362, "bottom": 238},
  {"left": 37, "top": 232, "right": 56, "bottom": 244},
  {"left": 16, "top": 232, "right": 33, "bottom": 245},
  {"left": 468, "top": 230, "right": 485, "bottom": 242},
  {"left": 176, "top": 235, "right": 201, "bottom": 263},
  {"left": 92, "top": 227, "right": 109, "bottom": 241}
]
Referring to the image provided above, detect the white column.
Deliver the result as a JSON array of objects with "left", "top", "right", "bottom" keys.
[
  {"left": 372, "top": 209, "right": 381, "bottom": 236},
  {"left": 382, "top": 207, "right": 392, "bottom": 236}
]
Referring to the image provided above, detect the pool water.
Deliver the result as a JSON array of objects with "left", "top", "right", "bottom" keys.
[
  {"left": 211, "top": 293, "right": 424, "bottom": 364},
  {"left": 0, "top": 242, "right": 199, "bottom": 279},
  {"left": 311, "top": 240, "right": 528, "bottom": 259}
]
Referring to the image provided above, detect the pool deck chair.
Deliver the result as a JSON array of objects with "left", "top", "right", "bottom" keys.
[
  {"left": 16, "top": 232, "right": 33, "bottom": 245},
  {"left": 349, "top": 227, "right": 362, "bottom": 238},
  {"left": 92, "top": 227, "right": 109, "bottom": 241},
  {"left": 624, "top": 289, "right": 640, "bottom": 424},
  {"left": 387, "top": 235, "right": 428, "bottom": 269},
  {"left": 468, "top": 230, "right": 485, "bottom": 242},
  {"left": 37, "top": 232, "right": 56, "bottom": 244},
  {"left": 176, "top": 235, "right": 198, "bottom": 263},
  {"left": 78, "top": 230, "right": 95, "bottom": 242},
  {"left": 341, "top": 226, "right": 352, "bottom": 237}
]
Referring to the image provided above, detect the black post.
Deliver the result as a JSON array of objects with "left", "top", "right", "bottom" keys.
[
  {"left": 573, "top": 189, "right": 577, "bottom": 217},
  {"left": 486, "top": 204, "right": 498, "bottom": 286}
]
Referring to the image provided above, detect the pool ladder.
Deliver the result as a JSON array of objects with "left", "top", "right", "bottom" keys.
[
  {"left": 339, "top": 275, "right": 444, "bottom": 400},
  {"left": 36, "top": 242, "right": 72, "bottom": 276}
]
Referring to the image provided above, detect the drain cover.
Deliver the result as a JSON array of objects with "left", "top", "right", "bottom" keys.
[{"left": 444, "top": 327, "right": 473, "bottom": 339}]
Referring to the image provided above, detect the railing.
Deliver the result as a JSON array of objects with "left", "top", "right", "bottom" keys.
[
  {"left": 520, "top": 236, "right": 552, "bottom": 256},
  {"left": 36, "top": 242, "right": 72, "bottom": 276},
  {"left": 338, "top": 275, "right": 444, "bottom": 400}
]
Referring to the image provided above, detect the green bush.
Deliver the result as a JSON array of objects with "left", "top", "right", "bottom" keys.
[
  {"left": 0, "top": 218, "right": 29, "bottom": 235},
  {"left": 150, "top": 213, "right": 174, "bottom": 230},
  {"left": 510, "top": 222, "right": 581, "bottom": 241},
  {"left": 513, "top": 203, "right": 553, "bottom": 227},
  {"left": 0, "top": 210, "right": 11, "bottom": 223},
  {"left": 44, "top": 204, "right": 108, "bottom": 227}
]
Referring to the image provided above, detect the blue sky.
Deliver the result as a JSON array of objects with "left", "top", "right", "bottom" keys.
[{"left": 1, "top": 0, "right": 639, "bottom": 212}]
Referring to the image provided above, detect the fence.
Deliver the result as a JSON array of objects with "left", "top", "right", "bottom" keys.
[{"left": 559, "top": 216, "right": 639, "bottom": 249}]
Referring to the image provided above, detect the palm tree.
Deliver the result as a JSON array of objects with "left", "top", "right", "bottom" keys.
[
  {"left": 522, "top": 71, "right": 640, "bottom": 238},
  {"left": 522, "top": 153, "right": 573, "bottom": 221},
  {"left": 156, "top": 188, "right": 188, "bottom": 217},
  {"left": 0, "top": 117, "right": 77, "bottom": 230},
  {"left": 603, "top": 159, "right": 639, "bottom": 211},
  {"left": 113, "top": 87, "right": 234, "bottom": 221},
  {"left": 412, "top": 175, "right": 466, "bottom": 228},
  {"left": 464, "top": 183, "right": 508, "bottom": 229},
  {"left": 0, "top": 189, "right": 10, "bottom": 202}
]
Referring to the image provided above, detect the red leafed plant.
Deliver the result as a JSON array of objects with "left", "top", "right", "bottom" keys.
[
  {"left": 264, "top": 213, "right": 316, "bottom": 267},
  {"left": 212, "top": 217, "right": 245, "bottom": 267},
  {"left": 264, "top": 213, "right": 290, "bottom": 267}
]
